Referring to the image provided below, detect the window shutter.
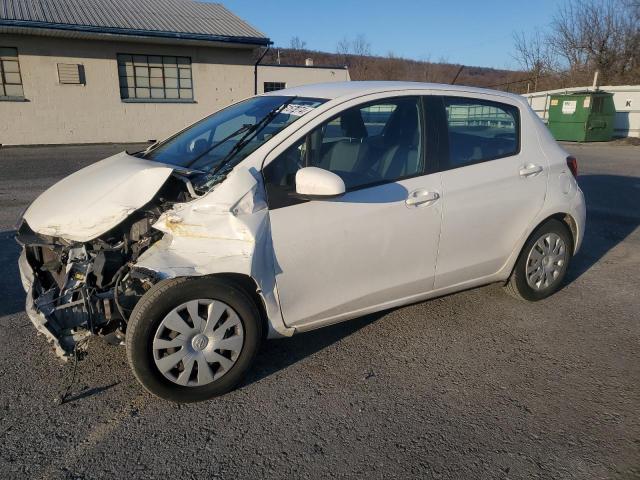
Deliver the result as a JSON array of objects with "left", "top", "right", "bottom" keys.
[{"left": 57, "top": 63, "right": 84, "bottom": 84}]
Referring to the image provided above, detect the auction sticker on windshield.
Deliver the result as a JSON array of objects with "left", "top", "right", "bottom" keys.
[{"left": 281, "top": 104, "right": 317, "bottom": 116}]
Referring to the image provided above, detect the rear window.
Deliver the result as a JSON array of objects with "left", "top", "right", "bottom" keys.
[{"left": 444, "top": 97, "right": 519, "bottom": 168}]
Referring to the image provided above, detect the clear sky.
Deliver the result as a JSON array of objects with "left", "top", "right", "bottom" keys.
[{"left": 216, "top": 0, "right": 563, "bottom": 70}]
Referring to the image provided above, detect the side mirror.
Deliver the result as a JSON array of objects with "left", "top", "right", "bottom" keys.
[{"left": 295, "top": 167, "right": 346, "bottom": 197}]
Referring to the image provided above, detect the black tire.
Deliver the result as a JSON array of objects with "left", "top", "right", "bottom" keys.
[
  {"left": 125, "top": 276, "right": 262, "bottom": 402},
  {"left": 505, "top": 219, "right": 573, "bottom": 302}
]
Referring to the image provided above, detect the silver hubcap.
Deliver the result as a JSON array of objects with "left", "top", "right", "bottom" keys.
[
  {"left": 152, "top": 299, "right": 244, "bottom": 387},
  {"left": 525, "top": 232, "right": 567, "bottom": 291}
]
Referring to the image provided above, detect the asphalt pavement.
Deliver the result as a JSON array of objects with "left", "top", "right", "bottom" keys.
[{"left": 0, "top": 142, "right": 638, "bottom": 479}]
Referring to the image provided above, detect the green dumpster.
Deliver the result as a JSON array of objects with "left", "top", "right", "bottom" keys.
[{"left": 547, "top": 91, "right": 615, "bottom": 142}]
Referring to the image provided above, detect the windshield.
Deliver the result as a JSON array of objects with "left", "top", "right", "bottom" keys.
[{"left": 143, "top": 96, "right": 325, "bottom": 174}]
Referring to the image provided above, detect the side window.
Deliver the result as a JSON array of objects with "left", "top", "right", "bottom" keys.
[
  {"left": 444, "top": 97, "right": 519, "bottom": 168},
  {"left": 263, "top": 96, "right": 424, "bottom": 205}
]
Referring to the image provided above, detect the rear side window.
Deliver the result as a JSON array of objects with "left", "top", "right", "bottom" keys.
[{"left": 444, "top": 97, "right": 519, "bottom": 169}]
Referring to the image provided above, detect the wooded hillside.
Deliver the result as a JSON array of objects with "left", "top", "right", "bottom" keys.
[
  {"left": 261, "top": 48, "right": 526, "bottom": 92},
  {"left": 259, "top": 0, "right": 639, "bottom": 94}
]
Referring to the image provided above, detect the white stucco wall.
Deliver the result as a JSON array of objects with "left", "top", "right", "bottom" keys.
[
  {"left": 0, "top": 34, "right": 256, "bottom": 145},
  {"left": 256, "top": 65, "right": 350, "bottom": 94}
]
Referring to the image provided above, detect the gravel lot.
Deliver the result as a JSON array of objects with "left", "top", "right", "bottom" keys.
[{"left": 0, "top": 142, "right": 638, "bottom": 479}]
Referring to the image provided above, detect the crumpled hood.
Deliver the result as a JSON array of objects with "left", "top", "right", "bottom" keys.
[{"left": 23, "top": 151, "right": 174, "bottom": 242}]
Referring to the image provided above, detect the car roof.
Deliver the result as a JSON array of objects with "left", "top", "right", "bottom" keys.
[{"left": 263, "top": 81, "right": 526, "bottom": 104}]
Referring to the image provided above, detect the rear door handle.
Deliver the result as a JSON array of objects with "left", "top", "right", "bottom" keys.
[
  {"left": 406, "top": 189, "right": 440, "bottom": 207},
  {"left": 520, "top": 164, "right": 543, "bottom": 177}
]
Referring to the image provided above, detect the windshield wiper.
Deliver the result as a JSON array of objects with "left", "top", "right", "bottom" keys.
[
  {"left": 185, "top": 97, "right": 297, "bottom": 172},
  {"left": 184, "top": 122, "right": 253, "bottom": 169},
  {"left": 208, "top": 96, "right": 297, "bottom": 177}
]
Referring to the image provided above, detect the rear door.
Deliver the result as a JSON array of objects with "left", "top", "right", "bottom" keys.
[{"left": 433, "top": 95, "right": 548, "bottom": 289}]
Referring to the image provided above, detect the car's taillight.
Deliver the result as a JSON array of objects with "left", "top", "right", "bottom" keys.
[{"left": 566, "top": 155, "right": 578, "bottom": 178}]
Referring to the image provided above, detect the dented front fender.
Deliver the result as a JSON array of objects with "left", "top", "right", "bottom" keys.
[{"left": 134, "top": 167, "right": 294, "bottom": 339}]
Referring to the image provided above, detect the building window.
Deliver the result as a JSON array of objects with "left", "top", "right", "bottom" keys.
[
  {"left": 0, "top": 47, "right": 24, "bottom": 99},
  {"left": 117, "top": 54, "right": 193, "bottom": 101},
  {"left": 264, "top": 82, "right": 286, "bottom": 93}
]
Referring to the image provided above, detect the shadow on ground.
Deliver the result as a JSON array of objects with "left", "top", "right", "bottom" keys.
[
  {"left": 0, "top": 230, "right": 24, "bottom": 317},
  {"left": 567, "top": 174, "right": 640, "bottom": 282},
  {"left": 59, "top": 382, "right": 120, "bottom": 405},
  {"left": 245, "top": 310, "right": 387, "bottom": 387},
  {"left": 2, "top": 174, "right": 637, "bottom": 384}
]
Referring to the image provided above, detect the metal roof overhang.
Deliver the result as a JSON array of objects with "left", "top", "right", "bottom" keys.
[{"left": 0, "top": 20, "right": 271, "bottom": 48}]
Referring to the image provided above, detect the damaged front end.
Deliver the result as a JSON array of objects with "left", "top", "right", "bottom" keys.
[
  {"left": 16, "top": 174, "right": 191, "bottom": 359},
  {"left": 15, "top": 94, "right": 316, "bottom": 360}
]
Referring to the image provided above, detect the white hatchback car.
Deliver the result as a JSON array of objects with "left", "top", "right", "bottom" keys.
[{"left": 17, "top": 82, "right": 585, "bottom": 402}]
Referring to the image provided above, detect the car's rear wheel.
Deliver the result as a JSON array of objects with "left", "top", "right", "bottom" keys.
[
  {"left": 505, "top": 219, "right": 573, "bottom": 301},
  {"left": 126, "top": 277, "right": 262, "bottom": 402}
]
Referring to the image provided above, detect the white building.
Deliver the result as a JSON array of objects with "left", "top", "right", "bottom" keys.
[{"left": 0, "top": 0, "right": 349, "bottom": 145}]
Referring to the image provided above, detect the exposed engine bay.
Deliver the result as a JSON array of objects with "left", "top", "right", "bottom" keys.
[{"left": 16, "top": 174, "right": 193, "bottom": 358}]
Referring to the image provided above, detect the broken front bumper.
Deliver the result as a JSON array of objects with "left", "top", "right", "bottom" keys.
[{"left": 19, "top": 248, "right": 92, "bottom": 359}]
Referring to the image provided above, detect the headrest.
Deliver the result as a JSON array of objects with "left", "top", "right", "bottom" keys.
[{"left": 340, "top": 109, "right": 368, "bottom": 139}]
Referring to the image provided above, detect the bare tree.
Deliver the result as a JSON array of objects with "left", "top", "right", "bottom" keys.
[
  {"left": 335, "top": 35, "right": 352, "bottom": 68},
  {"left": 512, "top": 31, "right": 554, "bottom": 91},
  {"left": 336, "top": 34, "right": 372, "bottom": 57},
  {"left": 335, "top": 34, "right": 373, "bottom": 76},
  {"left": 336, "top": 36, "right": 351, "bottom": 56},
  {"left": 352, "top": 34, "right": 372, "bottom": 57},
  {"left": 289, "top": 36, "right": 307, "bottom": 51},
  {"left": 513, "top": 0, "right": 639, "bottom": 87}
]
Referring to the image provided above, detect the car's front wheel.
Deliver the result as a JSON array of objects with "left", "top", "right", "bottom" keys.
[
  {"left": 505, "top": 219, "right": 573, "bottom": 301},
  {"left": 126, "top": 277, "right": 262, "bottom": 402}
]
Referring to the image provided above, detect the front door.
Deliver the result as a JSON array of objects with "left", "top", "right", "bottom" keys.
[{"left": 263, "top": 96, "right": 443, "bottom": 328}]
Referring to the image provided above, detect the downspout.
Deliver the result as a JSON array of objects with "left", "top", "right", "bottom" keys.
[{"left": 254, "top": 44, "right": 271, "bottom": 95}]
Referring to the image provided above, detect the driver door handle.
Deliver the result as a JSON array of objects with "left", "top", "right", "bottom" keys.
[
  {"left": 406, "top": 189, "right": 440, "bottom": 207},
  {"left": 519, "top": 164, "right": 543, "bottom": 177}
]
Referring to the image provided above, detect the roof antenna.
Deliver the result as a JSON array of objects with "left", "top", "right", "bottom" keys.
[{"left": 450, "top": 65, "right": 464, "bottom": 85}]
